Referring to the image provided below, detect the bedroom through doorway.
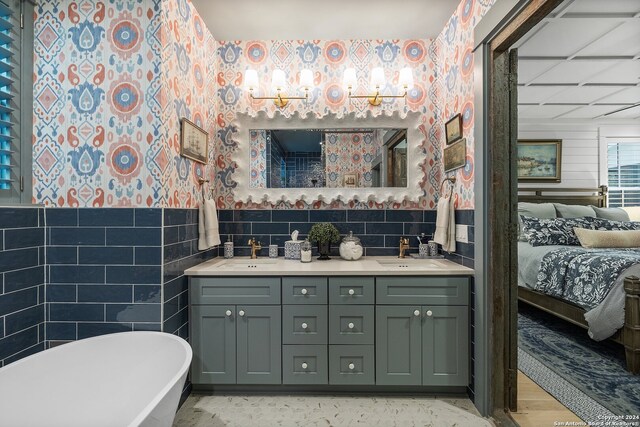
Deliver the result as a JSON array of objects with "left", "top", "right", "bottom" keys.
[{"left": 512, "top": 0, "right": 640, "bottom": 424}]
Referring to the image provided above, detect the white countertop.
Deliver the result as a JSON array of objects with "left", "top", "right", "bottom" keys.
[{"left": 184, "top": 256, "right": 474, "bottom": 276}]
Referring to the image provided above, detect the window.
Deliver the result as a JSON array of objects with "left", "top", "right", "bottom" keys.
[
  {"left": 0, "top": 0, "right": 33, "bottom": 204},
  {"left": 607, "top": 140, "right": 640, "bottom": 207}
]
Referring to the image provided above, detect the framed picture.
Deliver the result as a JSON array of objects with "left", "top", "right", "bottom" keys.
[
  {"left": 180, "top": 118, "right": 208, "bottom": 164},
  {"left": 444, "top": 138, "right": 467, "bottom": 172},
  {"left": 343, "top": 173, "right": 358, "bottom": 188},
  {"left": 445, "top": 114, "right": 463, "bottom": 144},
  {"left": 517, "top": 139, "right": 562, "bottom": 182}
]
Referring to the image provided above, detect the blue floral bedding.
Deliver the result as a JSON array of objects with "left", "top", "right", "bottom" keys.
[{"left": 535, "top": 247, "right": 640, "bottom": 309}]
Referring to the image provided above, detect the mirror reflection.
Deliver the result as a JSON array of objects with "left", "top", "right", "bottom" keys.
[{"left": 249, "top": 128, "right": 407, "bottom": 189}]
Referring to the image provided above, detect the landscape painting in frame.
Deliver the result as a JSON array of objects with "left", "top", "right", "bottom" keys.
[{"left": 517, "top": 140, "right": 562, "bottom": 182}]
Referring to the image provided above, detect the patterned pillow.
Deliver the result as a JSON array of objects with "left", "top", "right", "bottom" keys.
[
  {"left": 593, "top": 218, "right": 640, "bottom": 231},
  {"left": 520, "top": 216, "right": 598, "bottom": 246}
]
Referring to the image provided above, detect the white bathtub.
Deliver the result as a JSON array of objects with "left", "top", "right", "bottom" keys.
[{"left": 0, "top": 331, "right": 192, "bottom": 427}]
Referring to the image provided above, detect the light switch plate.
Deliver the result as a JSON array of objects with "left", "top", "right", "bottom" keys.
[{"left": 455, "top": 225, "right": 469, "bottom": 243}]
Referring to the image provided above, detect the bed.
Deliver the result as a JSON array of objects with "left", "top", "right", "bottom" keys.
[{"left": 517, "top": 186, "right": 640, "bottom": 374}]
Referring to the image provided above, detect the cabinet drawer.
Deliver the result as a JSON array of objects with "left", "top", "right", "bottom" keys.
[
  {"left": 283, "top": 305, "right": 328, "bottom": 345},
  {"left": 329, "top": 305, "right": 374, "bottom": 345},
  {"left": 329, "top": 345, "right": 375, "bottom": 385},
  {"left": 191, "top": 277, "right": 280, "bottom": 305},
  {"left": 329, "top": 277, "right": 374, "bottom": 304},
  {"left": 376, "top": 277, "right": 468, "bottom": 305},
  {"left": 282, "top": 345, "right": 328, "bottom": 385},
  {"left": 282, "top": 277, "right": 328, "bottom": 305}
]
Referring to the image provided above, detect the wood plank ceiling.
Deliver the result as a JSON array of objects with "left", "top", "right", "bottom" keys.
[{"left": 516, "top": 0, "right": 640, "bottom": 120}]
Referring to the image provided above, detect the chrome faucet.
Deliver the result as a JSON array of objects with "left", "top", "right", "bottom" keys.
[
  {"left": 248, "top": 237, "right": 262, "bottom": 259},
  {"left": 398, "top": 237, "right": 410, "bottom": 258}
]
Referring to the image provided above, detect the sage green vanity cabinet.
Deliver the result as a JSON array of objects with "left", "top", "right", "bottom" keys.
[
  {"left": 190, "top": 273, "right": 470, "bottom": 389},
  {"left": 375, "top": 276, "right": 469, "bottom": 387},
  {"left": 191, "top": 305, "right": 236, "bottom": 384},
  {"left": 190, "top": 278, "right": 282, "bottom": 385}
]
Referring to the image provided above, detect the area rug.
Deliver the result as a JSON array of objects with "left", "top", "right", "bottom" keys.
[{"left": 518, "top": 303, "right": 640, "bottom": 420}]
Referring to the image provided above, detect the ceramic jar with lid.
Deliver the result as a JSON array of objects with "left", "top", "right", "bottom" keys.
[{"left": 339, "top": 231, "right": 364, "bottom": 261}]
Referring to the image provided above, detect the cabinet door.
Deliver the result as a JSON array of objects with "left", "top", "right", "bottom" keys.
[
  {"left": 422, "top": 306, "right": 469, "bottom": 386},
  {"left": 236, "top": 305, "right": 282, "bottom": 384},
  {"left": 375, "top": 306, "right": 422, "bottom": 385},
  {"left": 191, "top": 305, "right": 236, "bottom": 384}
]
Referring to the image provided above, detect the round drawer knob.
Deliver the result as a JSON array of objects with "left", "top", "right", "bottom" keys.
[
  {"left": 225, "top": 310, "right": 232, "bottom": 317},
  {"left": 301, "top": 288, "right": 308, "bottom": 295},
  {"left": 238, "top": 310, "right": 245, "bottom": 317},
  {"left": 426, "top": 310, "right": 433, "bottom": 317},
  {"left": 301, "top": 322, "right": 308, "bottom": 330},
  {"left": 348, "top": 289, "right": 355, "bottom": 295},
  {"left": 301, "top": 362, "right": 308, "bottom": 369},
  {"left": 348, "top": 322, "right": 355, "bottom": 329},
  {"left": 414, "top": 310, "right": 420, "bottom": 317},
  {"left": 348, "top": 363, "right": 355, "bottom": 370}
]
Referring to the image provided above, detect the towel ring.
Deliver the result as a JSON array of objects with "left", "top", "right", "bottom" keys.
[{"left": 439, "top": 176, "right": 456, "bottom": 198}]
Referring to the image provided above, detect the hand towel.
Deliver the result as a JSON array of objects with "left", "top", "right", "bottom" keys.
[
  {"left": 197, "top": 204, "right": 208, "bottom": 251},
  {"left": 204, "top": 198, "right": 221, "bottom": 247},
  {"left": 445, "top": 194, "right": 456, "bottom": 253},
  {"left": 433, "top": 195, "right": 450, "bottom": 246}
]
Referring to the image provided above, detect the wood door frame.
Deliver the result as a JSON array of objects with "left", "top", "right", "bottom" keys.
[{"left": 477, "top": 0, "right": 566, "bottom": 422}]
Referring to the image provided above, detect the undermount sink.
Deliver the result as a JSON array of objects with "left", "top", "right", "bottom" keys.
[
  {"left": 217, "top": 259, "right": 279, "bottom": 269},
  {"left": 376, "top": 259, "right": 442, "bottom": 270}
]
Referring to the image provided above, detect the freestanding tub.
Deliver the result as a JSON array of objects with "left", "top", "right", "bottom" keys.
[{"left": 0, "top": 331, "right": 192, "bottom": 427}]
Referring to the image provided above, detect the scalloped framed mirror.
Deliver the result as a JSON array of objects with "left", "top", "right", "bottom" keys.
[{"left": 231, "top": 111, "right": 425, "bottom": 205}]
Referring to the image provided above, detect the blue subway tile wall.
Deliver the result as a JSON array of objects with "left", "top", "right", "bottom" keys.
[
  {"left": 46, "top": 208, "right": 163, "bottom": 344},
  {"left": 162, "top": 208, "right": 217, "bottom": 339},
  {"left": 216, "top": 209, "right": 474, "bottom": 264},
  {"left": 0, "top": 207, "right": 46, "bottom": 367}
]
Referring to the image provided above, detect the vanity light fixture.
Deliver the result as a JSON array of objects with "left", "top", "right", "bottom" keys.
[
  {"left": 244, "top": 69, "right": 313, "bottom": 108},
  {"left": 343, "top": 67, "right": 414, "bottom": 106}
]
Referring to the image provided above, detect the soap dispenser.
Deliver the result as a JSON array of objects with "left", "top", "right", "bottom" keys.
[{"left": 224, "top": 235, "right": 234, "bottom": 259}]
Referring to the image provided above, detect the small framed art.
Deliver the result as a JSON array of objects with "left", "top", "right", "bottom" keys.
[
  {"left": 517, "top": 139, "right": 562, "bottom": 182},
  {"left": 445, "top": 113, "right": 463, "bottom": 144},
  {"left": 444, "top": 138, "right": 467, "bottom": 172},
  {"left": 180, "top": 118, "right": 208, "bottom": 164},
  {"left": 343, "top": 173, "right": 358, "bottom": 188}
]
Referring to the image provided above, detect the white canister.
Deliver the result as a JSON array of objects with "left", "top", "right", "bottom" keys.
[
  {"left": 224, "top": 240, "right": 234, "bottom": 259},
  {"left": 427, "top": 240, "right": 438, "bottom": 257},
  {"left": 269, "top": 244, "right": 278, "bottom": 258}
]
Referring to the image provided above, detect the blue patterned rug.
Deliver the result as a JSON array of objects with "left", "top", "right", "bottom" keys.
[{"left": 518, "top": 303, "right": 640, "bottom": 419}]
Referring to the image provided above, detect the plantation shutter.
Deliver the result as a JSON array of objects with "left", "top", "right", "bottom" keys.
[
  {"left": 607, "top": 141, "right": 640, "bottom": 207},
  {"left": 0, "top": 1, "right": 16, "bottom": 192}
]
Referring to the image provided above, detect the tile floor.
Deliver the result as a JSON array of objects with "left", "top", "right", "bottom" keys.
[{"left": 173, "top": 394, "right": 491, "bottom": 426}]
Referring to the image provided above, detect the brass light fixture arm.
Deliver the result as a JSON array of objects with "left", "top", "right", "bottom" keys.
[{"left": 248, "top": 89, "right": 309, "bottom": 108}]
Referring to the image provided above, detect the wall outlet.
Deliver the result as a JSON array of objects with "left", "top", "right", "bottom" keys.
[{"left": 455, "top": 225, "right": 469, "bottom": 243}]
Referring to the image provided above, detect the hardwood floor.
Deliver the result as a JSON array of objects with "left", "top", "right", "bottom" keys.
[{"left": 510, "top": 371, "right": 582, "bottom": 427}]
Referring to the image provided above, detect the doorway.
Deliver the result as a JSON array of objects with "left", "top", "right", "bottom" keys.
[{"left": 479, "top": 0, "right": 640, "bottom": 423}]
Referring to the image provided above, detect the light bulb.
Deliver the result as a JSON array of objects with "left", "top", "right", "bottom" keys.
[{"left": 343, "top": 68, "right": 357, "bottom": 91}]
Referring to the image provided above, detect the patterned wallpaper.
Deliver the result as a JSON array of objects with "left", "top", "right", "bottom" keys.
[
  {"left": 428, "top": 0, "right": 496, "bottom": 210},
  {"left": 32, "top": 0, "right": 215, "bottom": 208},
  {"left": 159, "top": 0, "right": 216, "bottom": 207},
  {"left": 325, "top": 131, "right": 380, "bottom": 188},
  {"left": 31, "top": 0, "right": 496, "bottom": 209}
]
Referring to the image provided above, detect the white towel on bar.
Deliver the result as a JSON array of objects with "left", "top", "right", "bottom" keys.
[
  {"left": 198, "top": 199, "right": 221, "bottom": 251},
  {"left": 433, "top": 195, "right": 456, "bottom": 253},
  {"left": 198, "top": 204, "right": 207, "bottom": 250}
]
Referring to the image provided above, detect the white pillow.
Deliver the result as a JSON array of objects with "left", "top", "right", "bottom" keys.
[{"left": 574, "top": 227, "right": 640, "bottom": 249}]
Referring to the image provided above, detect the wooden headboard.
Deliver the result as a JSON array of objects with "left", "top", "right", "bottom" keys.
[{"left": 518, "top": 185, "right": 608, "bottom": 207}]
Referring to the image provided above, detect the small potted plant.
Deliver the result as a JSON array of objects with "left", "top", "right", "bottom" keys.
[{"left": 307, "top": 222, "right": 341, "bottom": 260}]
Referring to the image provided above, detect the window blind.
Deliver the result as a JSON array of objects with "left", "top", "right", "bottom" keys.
[
  {"left": 607, "top": 142, "right": 640, "bottom": 207},
  {"left": 0, "top": 1, "right": 15, "bottom": 190}
]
